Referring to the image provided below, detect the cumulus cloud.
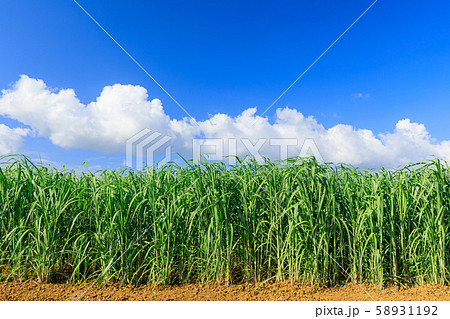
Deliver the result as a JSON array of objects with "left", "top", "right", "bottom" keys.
[
  {"left": 0, "top": 75, "right": 171, "bottom": 153},
  {"left": 0, "top": 124, "right": 29, "bottom": 155},
  {"left": 0, "top": 75, "right": 449, "bottom": 168}
]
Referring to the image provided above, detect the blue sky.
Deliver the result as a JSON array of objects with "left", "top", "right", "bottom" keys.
[{"left": 1, "top": 0, "right": 450, "bottom": 169}]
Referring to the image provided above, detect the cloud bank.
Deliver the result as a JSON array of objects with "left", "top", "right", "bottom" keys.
[{"left": 1, "top": 75, "right": 449, "bottom": 168}]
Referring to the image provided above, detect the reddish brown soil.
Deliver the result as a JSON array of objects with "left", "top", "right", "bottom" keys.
[{"left": 0, "top": 281, "right": 449, "bottom": 301}]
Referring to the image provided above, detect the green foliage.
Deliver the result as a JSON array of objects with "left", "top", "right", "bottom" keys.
[{"left": 0, "top": 155, "right": 448, "bottom": 286}]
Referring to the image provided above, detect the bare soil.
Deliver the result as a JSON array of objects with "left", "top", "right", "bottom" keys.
[{"left": 0, "top": 281, "right": 449, "bottom": 301}]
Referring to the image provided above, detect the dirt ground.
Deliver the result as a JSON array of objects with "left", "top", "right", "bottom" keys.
[{"left": 0, "top": 281, "right": 449, "bottom": 301}]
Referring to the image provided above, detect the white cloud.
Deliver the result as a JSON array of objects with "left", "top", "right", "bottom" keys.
[
  {"left": 0, "top": 75, "right": 171, "bottom": 153},
  {"left": 351, "top": 93, "right": 370, "bottom": 99},
  {"left": 0, "top": 75, "right": 449, "bottom": 168},
  {"left": 0, "top": 124, "right": 29, "bottom": 155}
]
